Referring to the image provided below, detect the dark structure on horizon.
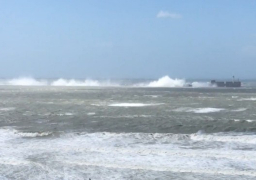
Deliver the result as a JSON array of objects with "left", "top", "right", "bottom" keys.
[{"left": 210, "top": 76, "right": 241, "bottom": 87}]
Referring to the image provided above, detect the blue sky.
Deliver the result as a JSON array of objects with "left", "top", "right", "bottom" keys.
[{"left": 0, "top": 0, "right": 256, "bottom": 79}]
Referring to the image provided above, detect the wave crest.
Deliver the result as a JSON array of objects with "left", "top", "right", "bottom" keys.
[
  {"left": 0, "top": 77, "right": 47, "bottom": 86},
  {"left": 51, "top": 79, "right": 101, "bottom": 86},
  {"left": 0, "top": 76, "right": 210, "bottom": 87},
  {"left": 147, "top": 76, "right": 186, "bottom": 87}
]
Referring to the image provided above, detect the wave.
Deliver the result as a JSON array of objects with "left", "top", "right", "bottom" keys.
[
  {"left": 191, "top": 132, "right": 256, "bottom": 144},
  {"left": 173, "top": 107, "right": 225, "bottom": 113},
  {"left": 231, "top": 108, "right": 247, "bottom": 112},
  {"left": 108, "top": 103, "right": 163, "bottom": 107},
  {"left": 136, "top": 76, "right": 211, "bottom": 88},
  {"left": 1, "top": 128, "right": 256, "bottom": 179},
  {"left": 57, "top": 112, "right": 74, "bottom": 116},
  {"left": 51, "top": 78, "right": 119, "bottom": 87},
  {"left": 0, "top": 77, "right": 119, "bottom": 87},
  {"left": 238, "top": 98, "right": 256, "bottom": 101},
  {"left": 0, "top": 77, "right": 47, "bottom": 86},
  {"left": 0, "top": 107, "right": 15, "bottom": 111},
  {"left": 0, "top": 128, "right": 52, "bottom": 140},
  {"left": 0, "top": 76, "right": 211, "bottom": 87},
  {"left": 145, "top": 76, "right": 186, "bottom": 87}
]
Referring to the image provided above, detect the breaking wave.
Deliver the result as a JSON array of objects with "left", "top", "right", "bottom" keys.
[
  {"left": 0, "top": 76, "right": 211, "bottom": 87},
  {"left": 135, "top": 76, "right": 211, "bottom": 88},
  {"left": 1, "top": 128, "right": 256, "bottom": 179},
  {"left": 146, "top": 76, "right": 185, "bottom": 87},
  {"left": 188, "top": 108, "right": 225, "bottom": 113},
  {"left": 173, "top": 107, "right": 225, "bottom": 113},
  {"left": 108, "top": 103, "right": 164, "bottom": 107},
  {"left": 51, "top": 79, "right": 119, "bottom": 87},
  {"left": 0, "top": 77, "right": 119, "bottom": 87},
  {"left": 238, "top": 98, "right": 256, "bottom": 101},
  {"left": 0, "top": 77, "right": 47, "bottom": 86}
]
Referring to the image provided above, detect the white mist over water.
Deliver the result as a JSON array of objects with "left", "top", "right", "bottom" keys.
[
  {"left": 147, "top": 76, "right": 185, "bottom": 87},
  {"left": 0, "top": 76, "right": 211, "bottom": 87},
  {"left": 0, "top": 77, "right": 48, "bottom": 86},
  {"left": 51, "top": 78, "right": 119, "bottom": 87},
  {"left": 0, "top": 77, "right": 119, "bottom": 87}
]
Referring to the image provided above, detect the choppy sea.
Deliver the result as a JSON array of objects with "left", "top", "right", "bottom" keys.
[{"left": 0, "top": 77, "right": 256, "bottom": 180}]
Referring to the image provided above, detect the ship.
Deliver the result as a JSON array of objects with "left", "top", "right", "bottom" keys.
[{"left": 210, "top": 76, "right": 241, "bottom": 87}]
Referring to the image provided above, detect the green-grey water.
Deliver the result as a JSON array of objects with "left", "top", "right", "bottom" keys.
[{"left": 1, "top": 86, "right": 256, "bottom": 180}]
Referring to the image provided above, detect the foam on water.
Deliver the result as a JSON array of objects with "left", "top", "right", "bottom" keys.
[
  {"left": 246, "top": 120, "right": 256, "bottom": 122},
  {"left": 173, "top": 107, "right": 225, "bottom": 113},
  {"left": 0, "top": 128, "right": 52, "bottom": 139},
  {"left": 0, "top": 107, "right": 16, "bottom": 111},
  {"left": 108, "top": 103, "right": 163, "bottom": 107},
  {"left": 87, "top": 112, "right": 96, "bottom": 116},
  {"left": 57, "top": 112, "right": 74, "bottom": 116},
  {"left": 144, "top": 95, "right": 160, "bottom": 98},
  {"left": 187, "top": 108, "right": 225, "bottom": 113},
  {"left": 232, "top": 108, "right": 247, "bottom": 112},
  {"left": 95, "top": 115, "right": 153, "bottom": 118},
  {"left": 1, "top": 128, "right": 256, "bottom": 179},
  {"left": 191, "top": 132, "right": 256, "bottom": 144},
  {"left": 238, "top": 98, "right": 256, "bottom": 101}
]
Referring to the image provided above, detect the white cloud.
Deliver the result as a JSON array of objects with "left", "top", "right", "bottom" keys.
[{"left": 156, "top": 11, "right": 182, "bottom": 19}]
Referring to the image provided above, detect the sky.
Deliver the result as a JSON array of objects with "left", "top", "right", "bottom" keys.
[{"left": 0, "top": 0, "right": 256, "bottom": 79}]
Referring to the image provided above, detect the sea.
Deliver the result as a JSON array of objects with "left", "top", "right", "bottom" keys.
[{"left": 0, "top": 76, "right": 256, "bottom": 180}]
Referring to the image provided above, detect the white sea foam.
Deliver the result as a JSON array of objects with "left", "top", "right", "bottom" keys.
[
  {"left": 191, "top": 132, "right": 256, "bottom": 144},
  {"left": 137, "top": 76, "right": 211, "bottom": 88},
  {"left": 0, "top": 128, "right": 52, "bottom": 140},
  {"left": 187, "top": 108, "right": 224, "bottom": 113},
  {"left": 144, "top": 95, "right": 159, "bottom": 98},
  {"left": 108, "top": 103, "right": 163, "bottom": 107},
  {"left": 146, "top": 76, "right": 186, "bottom": 87},
  {"left": 0, "top": 77, "right": 47, "bottom": 86},
  {"left": 246, "top": 120, "right": 256, "bottom": 122},
  {"left": 56, "top": 112, "right": 74, "bottom": 116},
  {"left": 232, "top": 96, "right": 238, "bottom": 98},
  {"left": 0, "top": 76, "right": 212, "bottom": 88},
  {"left": 0, "top": 107, "right": 15, "bottom": 111},
  {"left": 173, "top": 107, "right": 225, "bottom": 113},
  {"left": 17, "top": 131, "right": 52, "bottom": 137},
  {"left": 0, "top": 77, "right": 118, "bottom": 87},
  {"left": 233, "top": 119, "right": 256, "bottom": 123},
  {"left": 1, "top": 129, "right": 256, "bottom": 179},
  {"left": 173, "top": 107, "right": 191, "bottom": 112},
  {"left": 87, "top": 112, "right": 96, "bottom": 115},
  {"left": 51, "top": 78, "right": 100, "bottom": 86},
  {"left": 95, "top": 115, "right": 153, "bottom": 118},
  {"left": 51, "top": 78, "right": 118, "bottom": 87},
  {"left": 238, "top": 97, "right": 256, "bottom": 101},
  {"left": 232, "top": 108, "right": 247, "bottom": 112}
]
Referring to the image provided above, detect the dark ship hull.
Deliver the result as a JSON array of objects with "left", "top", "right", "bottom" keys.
[{"left": 210, "top": 80, "right": 241, "bottom": 87}]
